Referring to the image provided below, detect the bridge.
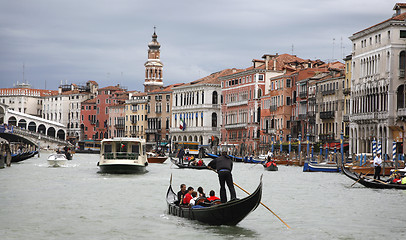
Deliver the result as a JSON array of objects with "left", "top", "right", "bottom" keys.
[{"left": 0, "top": 103, "right": 71, "bottom": 148}]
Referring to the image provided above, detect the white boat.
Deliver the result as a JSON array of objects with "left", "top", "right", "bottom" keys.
[
  {"left": 47, "top": 154, "right": 68, "bottom": 167},
  {"left": 98, "top": 138, "right": 148, "bottom": 174}
]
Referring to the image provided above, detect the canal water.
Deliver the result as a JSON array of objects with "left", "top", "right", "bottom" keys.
[{"left": 1, "top": 153, "right": 405, "bottom": 240}]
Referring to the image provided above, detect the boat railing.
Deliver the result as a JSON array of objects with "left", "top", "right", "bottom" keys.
[{"left": 104, "top": 152, "right": 140, "bottom": 160}]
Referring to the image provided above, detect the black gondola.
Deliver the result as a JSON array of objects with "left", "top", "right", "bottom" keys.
[
  {"left": 166, "top": 175, "right": 262, "bottom": 225},
  {"left": 11, "top": 151, "right": 37, "bottom": 163},
  {"left": 170, "top": 157, "right": 208, "bottom": 170},
  {"left": 342, "top": 165, "right": 406, "bottom": 189}
]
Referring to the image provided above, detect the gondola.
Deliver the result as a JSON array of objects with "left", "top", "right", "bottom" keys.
[
  {"left": 263, "top": 161, "right": 278, "bottom": 171},
  {"left": 166, "top": 175, "right": 262, "bottom": 225},
  {"left": 303, "top": 161, "right": 339, "bottom": 172},
  {"left": 170, "top": 157, "right": 208, "bottom": 170},
  {"left": 342, "top": 165, "right": 406, "bottom": 189},
  {"left": 11, "top": 151, "right": 37, "bottom": 163}
]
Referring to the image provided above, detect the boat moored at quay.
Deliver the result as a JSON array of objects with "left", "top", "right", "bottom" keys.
[{"left": 98, "top": 138, "right": 148, "bottom": 174}]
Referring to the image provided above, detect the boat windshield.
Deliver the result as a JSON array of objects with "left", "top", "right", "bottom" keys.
[{"left": 103, "top": 141, "right": 142, "bottom": 160}]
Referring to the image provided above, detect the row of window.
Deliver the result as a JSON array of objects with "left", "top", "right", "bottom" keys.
[{"left": 222, "top": 74, "right": 263, "bottom": 88}]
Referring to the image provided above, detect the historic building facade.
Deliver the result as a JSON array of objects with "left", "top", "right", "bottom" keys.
[
  {"left": 170, "top": 71, "right": 229, "bottom": 150},
  {"left": 125, "top": 92, "right": 147, "bottom": 139},
  {"left": 349, "top": 3, "right": 406, "bottom": 156}
]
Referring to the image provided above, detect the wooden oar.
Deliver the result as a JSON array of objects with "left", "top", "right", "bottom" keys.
[
  {"left": 362, "top": 175, "right": 390, "bottom": 184},
  {"left": 233, "top": 181, "right": 291, "bottom": 229},
  {"left": 350, "top": 169, "right": 373, "bottom": 187},
  {"left": 207, "top": 166, "right": 291, "bottom": 229}
]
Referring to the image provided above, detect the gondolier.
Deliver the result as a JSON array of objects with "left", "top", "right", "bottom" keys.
[
  {"left": 373, "top": 153, "right": 382, "bottom": 180},
  {"left": 208, "top": 151, "right": 237, "bottom": 203}
]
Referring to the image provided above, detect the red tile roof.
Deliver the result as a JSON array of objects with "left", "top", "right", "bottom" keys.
[{"left": 353, "top": 10, "right": 406, "bottom": 35}]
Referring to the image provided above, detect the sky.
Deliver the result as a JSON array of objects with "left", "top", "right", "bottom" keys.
[{"left": 0, "top": 0, "right": 402, "bottom": 91}]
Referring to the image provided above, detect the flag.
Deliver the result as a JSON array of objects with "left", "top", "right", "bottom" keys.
[{"left": 180, "top": 118, "right": 186, "bottom": 131}]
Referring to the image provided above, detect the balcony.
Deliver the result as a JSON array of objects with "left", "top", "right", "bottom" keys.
[
  {"left": 307, "top": 111, "right": 315, "bottom": 117},
  {"left": 224, "top": 123, "right": 248, "bottom": 129},
  {"left": 319, "top": 133, "right": 335, "bottom": 142},
  {"left": 270, "top": 105, "right": 277, "bottom": 112},
  {"left": 320, "top": 111, "right": 335, "bottom": 119},
  {"left": 400, "top": 69, "right": 405, "bottom": 78},
  {"left": 145, "top": 129, "right": 159, "bottom": 133},
  {"left": 298, "top": 114, "right": 307, "bottom": 120},
  {"left": 343, "top": 88, "right": 351, "bottom": 95},
  {"left": 299, "top": 91, "right": 307, "bottom": 99},
  {"left": 343, "top": 114, "right": 350, "bottom": 122},
  {"left": 398, "top": 108, "right": 406, "bottom": 118},
  {"left": 227, "top": 100, "right": 249, "bottom": 107},
  {"left": 172, "top": 104, "right": 221, "bottom": 111},
  {"left": 350, "top": 111, "right": 389, "bottom": 123},
  {"left": 322, "top": 90, "right": 336, "bottom": 96},
  {"left": 262, "top": 128, "right": 276, "bottom": 135},
  {"left": 170, "top": 126, "right": 220, "bottom": 133},
  {"left": 114, "top": 123, "right": 125, "bottom": 129}
]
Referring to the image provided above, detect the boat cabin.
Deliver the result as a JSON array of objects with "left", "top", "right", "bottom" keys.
[{"left": 101, "top": 138, "right": 146, "bottom": 160}]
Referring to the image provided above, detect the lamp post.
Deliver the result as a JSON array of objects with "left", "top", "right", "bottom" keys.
[
  {"left": 280, "top": 132, "right": 283, "bottom": 154},
  {"left": 341, "top": 132, "right": 344, "bottom": 165},
  {"left": 306, "top": 133, "right": 310, "bottom": 161},
  {"left": 288, "top": 134, "right": 291, "bottom": 156}
]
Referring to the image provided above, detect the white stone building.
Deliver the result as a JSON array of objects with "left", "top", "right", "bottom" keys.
[
  {"left": 170, "top": 70, "right": 231, "bottom": 149},
  {"left": 349, "top": 3, "right": 406, "bottom": 156}
]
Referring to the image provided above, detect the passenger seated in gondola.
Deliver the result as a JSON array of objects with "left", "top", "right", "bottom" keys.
[
  {"left": 182, "top": 187, "right": 194, "bottom": 205},
  {"left": 176, "top": 184, "right": 187, "bottom": 205},
  {"left": 197, "top": 159, "right": 204, "bottom": 166},
  {"left": 207, "top": 190, "right": 220, "bottom": 202},
  {"left": 402, "top": 176, "right": 406, "bottom": 185},
  {"left": 265, "top": 160, "right": 276, "bottom": 168},
  {"left": 197, "top": 186, "right": 206, "bottom": 198},
  {"left": 189, "top": 191, "right": 198, "bottom": 206},
  {"left": 393, "top": 174, "right": 402, "bottom": 184}
]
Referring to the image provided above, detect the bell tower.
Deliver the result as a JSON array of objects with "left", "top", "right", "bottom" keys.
[{"left": 144, "top": 27, "right": 164, "bottom": 92}]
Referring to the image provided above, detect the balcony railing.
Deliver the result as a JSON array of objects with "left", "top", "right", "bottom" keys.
[
  {"left": 145, "top": 129, "right": 159, "bottom": 133},
  {"left": 114, "top": 123, "right": 125, "bottom": 129},
  {"left": 299, "top": 91, "right": 307, "bottom": 99},
  {"left": 320, "top": 111, "right": 335, "bottom": 119},
  {"left": 227, "top": 100, "right": 249, "bottom": 107},
  {"left": 343, "top": 114, "right": 350, "bottom": 122},
  {"left": 322, "top": 90, "right": 336, "bottom": 96},
  {"left": 224, "top": 123, "right": 248, "bottom": 129},
  {"left": 350, "top": 111, "right": 389, "bottom": 122},
  {"left": 343, "top": 88, "right": 351, "bottom": 95},
  {"left": 270, "top": 105, "right": 277, "bottom": 112},
  {"left": 298, "top": 114, "right": 307, "bottom": 120},
  {"left": 398, "top": 108, "right": 406, "bottom": 118},
  {"left": 319, "top": 133, "right": 335, "bottom": 142}
]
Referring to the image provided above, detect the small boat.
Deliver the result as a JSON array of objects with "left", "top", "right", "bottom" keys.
[
  {"left": 11, "top": 151, "right": 38, "bottom": 163},
  {"left": 244, "top": 156, "right": 265, "bottom": 164},
  {"left": 263, "top": 161, "right": 278, "bottom": 171},
  {"left": 98, "top": 138, "right": 148, "bottom": 174},
  {"left": 147, "top": 152, "right": 168, "bottom": 163},
  {"left": 170, "top": 157, "right": 208, "bottom": 170},
  {"left": 166, "top": 175, "right": 263, "bottom": 225},
  {"left": 342, "top": 165, "right": 406, "bottom": 189},
  {"left": 47, "top": 153, "right": 68, "bottom": 167},
  {"left": 303, "top": 161, "right": 339, "bottom": 172}
]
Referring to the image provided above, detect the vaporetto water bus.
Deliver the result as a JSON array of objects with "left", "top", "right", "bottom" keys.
[{"left": 98, "top": 138, "right": 148, "bottom": 174}]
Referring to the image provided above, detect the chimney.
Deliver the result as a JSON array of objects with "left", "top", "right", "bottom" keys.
[{"left": 393, "top": 3, "right": 406, "bottom": 16}]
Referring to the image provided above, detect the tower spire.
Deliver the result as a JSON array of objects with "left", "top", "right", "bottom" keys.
[{"left": 144, "top": 27, "right": 163, "bottom": 92}]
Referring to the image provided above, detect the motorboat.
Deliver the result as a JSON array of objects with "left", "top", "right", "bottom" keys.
[
  {"left": 47, "top": 154, "right": 68, "bottom": 167},
  {"left": 147, "top": 152, "right": 168, "bottom": 163},
  {"left": 97, "top": 138, "right": 148, "bottom": 174}
]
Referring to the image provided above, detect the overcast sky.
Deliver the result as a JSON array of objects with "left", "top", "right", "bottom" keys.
[{"left": 0, "top": 0, "right": 401, "bottom": 91}]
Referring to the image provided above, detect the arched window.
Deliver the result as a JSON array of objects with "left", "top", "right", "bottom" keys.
[
  {"left": 400, "top": 51, "right": 406, "bottom": 78},
  {"left": 397, "top": 85, "right": 405, "bottom": 109},
  {"left": 211, "top": 112, "right": 217, "bottom": 127},
  {"left": 212, "top": 91, "right": 218, "bottom": 104}
]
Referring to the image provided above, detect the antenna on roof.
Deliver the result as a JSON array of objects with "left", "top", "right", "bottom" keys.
[
  {"left": 22, "top": 63, "right": 25, "bottom": 83},
  {"left": 332, "top": 38, "right": 335, "bottom": 62},
  {"left": 291, "top": 44, "right": 294, "bottom": 55}
]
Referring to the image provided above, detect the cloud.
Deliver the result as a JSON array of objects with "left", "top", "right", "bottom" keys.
[{"left": 0, "top": 0, "right": 401, "bottom": 90}]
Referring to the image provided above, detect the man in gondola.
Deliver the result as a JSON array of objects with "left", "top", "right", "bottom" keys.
[
  {"left": 373, "top": 153, "right": 382, "bottom": 180},
  {"left": 177, "top": 147, "right": 185, "bottom": 165},
  {"left": 208, "top": 151, "right": 237, "bottom": 203},
  {"left": 176, "top": 184, "right": 187, "bottom": 206}
]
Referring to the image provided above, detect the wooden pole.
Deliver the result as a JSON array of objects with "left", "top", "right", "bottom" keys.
[
  {"left": 233, "top": 182, "right": 291, "bottom": 229},
  {"left": 350, "top": 169, "right": 373, "bottom": 187}
]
